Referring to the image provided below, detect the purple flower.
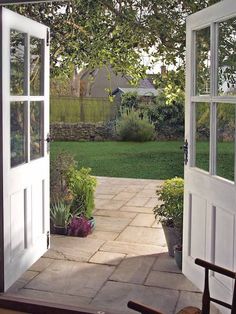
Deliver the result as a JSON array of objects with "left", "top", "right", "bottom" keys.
[{"left": 67, "top": 216, "right": 92, "bottom": 237}]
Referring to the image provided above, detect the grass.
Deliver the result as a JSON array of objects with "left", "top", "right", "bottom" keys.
[{"left": 51, "top": 141, "right": 234, "bottom": 180}]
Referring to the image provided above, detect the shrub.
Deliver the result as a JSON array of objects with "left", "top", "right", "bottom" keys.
[
  {"left": 116, "top": 109, "right": 155, "bottom": 142},
  {"left": 146, "top": 100, "right": 184, "bottom": 139},
  {"left": 121, "top": 92, "right": 139, "bottom": 110},
  {"left": 153, "top": 177, "right": 184, "bottom": 232},
  {"left": 66, "top": 167, "right": 97, "bottom": 219},
  {"left": 50, "top": 150, "right": 77, "bottom": 201}
]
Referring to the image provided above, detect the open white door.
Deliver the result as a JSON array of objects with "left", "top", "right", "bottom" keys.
[
  {"left": 183, "top": 0, "right": 236, "bottom": 312},
  {"left": 0, "top": 7, "right": 50, "bottom": 291}
]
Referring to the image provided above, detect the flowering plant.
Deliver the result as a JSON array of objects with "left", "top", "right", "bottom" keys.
[{"left": 67, "top": 216, "right": 92, "bottom": 237}]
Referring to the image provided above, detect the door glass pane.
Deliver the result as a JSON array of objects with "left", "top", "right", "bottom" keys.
[
  {"left": 30, "top": 37, "right": 43, "bottom": 95},
  {"left": 216, "top": 103, "right": 235, "bottom": 181},
  {"left": 195, "top": 103, "right": 210, "bottom": 171},
  {"left": 195, "top": 27, "right": 211, "bottom": 96},
  {"left": 10, "top": 30, "right": 27, "bottom": 95},
  {"left": 30, "top": 101, "right": 43, "bottom": 160},
  {"left": 11, "top": 102, "right": 27, "bottom": 167},
  {"left": 218, "top": 18, "right": 236, "bottom": 96}
]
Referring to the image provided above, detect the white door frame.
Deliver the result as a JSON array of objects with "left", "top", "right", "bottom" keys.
[
  {"left": 0, "top": 7, "right": 50, "bottom": 291},
  {"left": 183, "top": 0, "right": 236, "bottom": 311}
]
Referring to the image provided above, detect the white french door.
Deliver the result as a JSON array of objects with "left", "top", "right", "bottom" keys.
[
  {"left": 0, "top": 7, "right": 50, "bottom": 291},
  {"left": 183, "top": 0, "right": 236, "bottom": 312}
]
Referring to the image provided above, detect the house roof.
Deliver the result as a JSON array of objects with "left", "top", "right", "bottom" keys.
[{"left": 112, "top": 87, "right": 159, "bottom": 96}]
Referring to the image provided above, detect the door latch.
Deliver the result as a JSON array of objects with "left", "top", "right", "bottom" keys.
[
  {"left": 47, "top": 231, "right": 50, "bottom": 249},
  {"left": 45, "top": 134, "right": 53, "bottom": 152},
  {"left": 180, "top": 139, "right": 188, "bottom": 165}
]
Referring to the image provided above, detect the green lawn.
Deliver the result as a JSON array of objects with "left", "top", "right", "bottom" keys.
[{"left": 51, "top": 141, "right": 234, "bottom": 180}]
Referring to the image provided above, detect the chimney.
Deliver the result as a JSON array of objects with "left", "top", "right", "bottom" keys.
[{"left": 161, "top": 65, "right": 167, "bottom": 76}]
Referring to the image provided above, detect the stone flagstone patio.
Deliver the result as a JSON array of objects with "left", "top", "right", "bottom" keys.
[{"left": 6, "top": 177, "right": 220, "bottom": 314}]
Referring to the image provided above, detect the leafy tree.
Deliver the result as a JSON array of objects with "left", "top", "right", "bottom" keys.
[{"left": 8, "top": 0, "right": 220, "bottom": 83}]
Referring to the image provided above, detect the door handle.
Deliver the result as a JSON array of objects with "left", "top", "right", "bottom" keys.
[
  {"left": 44, "top": 134, "right": 53, "bottom": 153},
  {"left": 180, "top": 139, "right": 188, "bottom": 165},
  {"left": 45, "top": 134, "right": 53, "bottom": 143}
]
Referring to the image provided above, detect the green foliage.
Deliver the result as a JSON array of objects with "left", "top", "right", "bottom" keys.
[
  {"left": 50, "top": 97, "right": 117, "bottom": 123},
  {"left": 9, "top": 1, "right": 220, "bottom": 82},
  {"left": 50, "top": 200, "right": 71, "bottom": 227},
  {"left": 121, "top": 92, "right": 139, "bottom": 110},
  {"left": 153, "top": 177, "right": 184, "bottom": 233},
  {"left": 146, "top": 96, "right": 184, "bottom": 139},
  {"left": 66, "top": 167, "right": 97, "bottom": 219},
  {"left": 116, "top": 109, "right": 155, "bottom": 142},
  {"left": 50, "top": 150, "right": 77, "bottom": 201}
]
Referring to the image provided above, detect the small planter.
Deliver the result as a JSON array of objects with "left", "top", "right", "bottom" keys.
[
  {"left": 89, "top": 216, "right": 96, "bottom": 231},
  {"left": 174, "top": 245, "right": 182, "bottom": 270},
  {"left": 53, "top": 225, "right": 67, "bottom": 235},
  {"left": 162, "top": 224, "right": 179, "bottom": 257}
]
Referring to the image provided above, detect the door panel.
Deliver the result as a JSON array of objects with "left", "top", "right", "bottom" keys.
[
  {"left": 184, "top": 1, "right": 236, "bottom": 305},
  {"left": 0, "top": 8, "right": 50, "bottom": 291}
]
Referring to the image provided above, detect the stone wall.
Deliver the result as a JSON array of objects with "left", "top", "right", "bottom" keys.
[{"left": 50, "top": 122, "right": 117, "bottom": 141}]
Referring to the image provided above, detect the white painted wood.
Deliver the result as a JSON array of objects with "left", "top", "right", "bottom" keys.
[
  {"left": 1, "top": 8, "right": 50, "bottom": 291},
  {"left": 183, "top": 1, "right": 236, "bottom": 312}
]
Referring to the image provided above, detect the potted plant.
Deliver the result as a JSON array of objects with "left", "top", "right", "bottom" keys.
[
  {"left": 66, "top": 167, "right": 97, "bottom": 233},
  {"left": 153, "top": 177, "right": 184, "bottom": 259},
  {"left": 50, "top": 200, "right": 71, "bottom": 235}
]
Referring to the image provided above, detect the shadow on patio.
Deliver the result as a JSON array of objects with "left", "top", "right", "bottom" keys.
[{"left": 6, "top": 177, "right": 218, "bottom": 314}]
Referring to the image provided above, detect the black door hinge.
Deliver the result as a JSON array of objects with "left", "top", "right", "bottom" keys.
[
  {"left": 47, "top": 231, "right": 50, "bottom": 249},
  {"left": 46, "top": 28, "right": 50, "bottom": 46},
  {"left": 183, "top": 139, "right": 188, "bottom": 165},
  {"left": 180, "top": 139, "right": 188, "bottom": 165}
]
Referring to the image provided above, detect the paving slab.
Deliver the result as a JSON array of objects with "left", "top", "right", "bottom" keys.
[
  {"left": 11, "top": 288, "right": 92, "bottom": 308},
  {"left": 26, "top": 260, "right": 115, "bottom": 298},
  {"left": 116, "top": 226, "right": 166, "bottom": 246},
  {"left": 121, "top": 206, "right": 154, "bottom": 214},
  {"left": 176, "top": 291, "right": 220, "bottom": 314},
  {"left": 95, "top": 199, "right": 126, "bottom": 210},
  {"left": 126, "top": 197, "right": 150, "bottom": 207},
  {"left": 91, "top": 281, "right": 179, "bottom": 314},
  {"left": 130, "top": 213, "right": 155, "bottom": 227},
  {"left": 95, "top": 209, "right": 136, "bottom": 219},
  {"left": 152, "top": 252, "right": 182, "bottom": 273},
  {"left": 110, "top": 255, "right": 155, "bottom": 284},
  {"left": 29, "top": 257, "right": 54, "bottom": 272},
  {"left": 100, "top": 241, "right": 166, "bottom": 255},
  {"left": 137, "top": 190, "right": 158, "bottom": 197},
  {"left": 113, "top": 192, "right": 136, "bottom": 201},
  {"left": 94, "top": 216, "right": 131, "bottom": 233},
  {"left": 88, "top": 230, "right": 119, "bottom": 241},
  {"left": 95, "top": 194, "right": 115, "bottom": 200},
  {"left": 124, "top": 185, "right": 146, "bottom": 192},
  {"left": 44, "top": 235, "right": 104, "bottom": 262},
  {"left": 145, "top": 271, "right": 200, "bottom": 292},
  {"left": 8, "top": 270, "right": 39, "bottom": 293},
  {"left": 144, "top": 197, "right": 160, "bottom": 208},
  {"left": 89, "top": 251, "right": 125, "bottom": 266}
]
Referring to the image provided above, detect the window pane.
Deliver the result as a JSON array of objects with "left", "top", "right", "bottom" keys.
[
  {"left": 10, "top": 30, "right": 27, "bottom": 95},
  {"left": 195, "top": 27, "right": 211, "bottom": 96},
  {"left": 216, "top": 104, "right": 235, "bottom": 181},
  {"left": 30, "top": 101, "right": 43, "bottom": 160},
  {"left": 195, "top": 103, "right": 210, "bottom": 172},
  {"left": 30, "top": 37, "right": 43, "bottom": 95},
  {"left": 11, "top": 102, "right": 27, "bottom": 167},
  {"left": 218, "top": 18, "right": 236, "bottom": 96}
]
